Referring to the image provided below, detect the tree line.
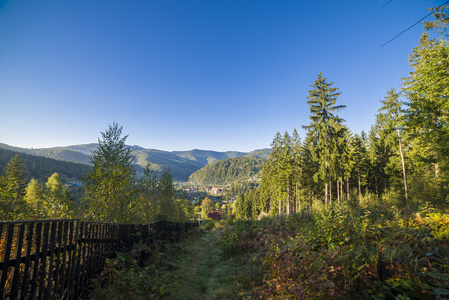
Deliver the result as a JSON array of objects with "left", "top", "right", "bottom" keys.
[
  {"left": 0, "top": 148, "right": 91, "bottom": 181},
  {"left": 235, "top": 11, "right": 449, "bottom": 219},
  {"left": 0, "top": 123, "right": 194, "bottom": 223}
]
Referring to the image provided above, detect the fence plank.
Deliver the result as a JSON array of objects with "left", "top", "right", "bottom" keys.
[
  {"left": 20, "top": 223, "right": 34, "bottom": 300},
  {"left": 0, "top": 224, "right": 15, "bottom": 297},
  {"left": 65, "top": 221, "right": 76, "bottom": 297},
  {"left": 0, "top": 219, "right": 196, "bottom": 299},
  {"left": 44, "top": 221, "right": 58, "bottom": 299},
  {"left": 74, "top": 222, "right": 84, "bottom": 297},
  {"left": 38, "top": 221, "right": 50, "bottom": 300},
  {"left": 10, "top": 223, "right": 26, "bottom": 298},
  {"left": 29, "top": 222, "right": 42, "bottom": 299}
]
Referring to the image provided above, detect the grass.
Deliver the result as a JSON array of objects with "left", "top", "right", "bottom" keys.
[
  {"left": 89, "top": 223, "right": 257, "bottom": 300},
  {"left": 161, "top": 225, "right": 255, "bottom": 299}
]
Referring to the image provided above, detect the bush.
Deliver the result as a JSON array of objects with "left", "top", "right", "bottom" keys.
[
  {"left": 219, "top": 229, "right": 240, "bottom": 255},
  {"left": 202, "top": 218, "right": 215, "bottom": 230}
]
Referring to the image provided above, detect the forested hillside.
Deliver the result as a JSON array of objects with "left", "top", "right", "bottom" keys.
[
  {"left": 0, "top": 143, "right": 92, "bottom": 165},
  {"left": 189, "top": 156, "right": 265, "bottom": 185},
  {"left": 0, "top": 143, "right": 270, "bottom": 181},
  {"left": 0, "top": 148, "right": 91, "bottom": 181}
]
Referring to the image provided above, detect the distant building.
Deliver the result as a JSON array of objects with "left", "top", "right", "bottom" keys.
[
  {"left": 211, "top": 187, "right": 223, "bottom": 195},
  {"left": 208, "top": 211, "right": 221, "bottom": 221}
]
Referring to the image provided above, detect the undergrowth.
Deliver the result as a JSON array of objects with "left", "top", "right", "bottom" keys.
[
  {"left": 219, "top": 203, "right": 449, "bottom": 299},
  {"left": 89, "top": 233, "right": 191, "bottom": 299}
]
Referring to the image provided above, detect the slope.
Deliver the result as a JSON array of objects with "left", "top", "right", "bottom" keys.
[{"left": 188, "top": 156, "right": 265, "bottom": 185}]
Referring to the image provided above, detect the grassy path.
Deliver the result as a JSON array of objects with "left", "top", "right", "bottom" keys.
[{"left": 160, "top": 227, "right": 248, "bottom": 300}]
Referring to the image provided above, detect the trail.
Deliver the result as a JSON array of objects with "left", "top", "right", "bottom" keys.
[{"left": 161, "top": 227, "right": 245, "bottom": 300}]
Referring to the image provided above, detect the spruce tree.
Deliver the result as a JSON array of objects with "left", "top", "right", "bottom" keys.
[
  {"left": 402, "top": 33, "right": 449, "bottom": 184},
  {"left": 303, "top": 73, "right": 346, "bottom": 205},
  {"left": 4, "top": 154, "right": 27, "bottom": 201},
  {"left": 377, "top": 89, "right": 409, "bottom": 207},
  {"left": 0, "top": 155, "right": 28, "bottom": 220}
]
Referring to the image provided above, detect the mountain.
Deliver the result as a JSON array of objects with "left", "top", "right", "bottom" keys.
[
  {"left": 0, "top": 148, "right": 91, "bottom": 181},
  {"left": 188, "top": 156, "right": 265, "bottom": 185},
  {"left": 0, "top": 143, "right": 93, "bottom": 164},
  {"left": 0, "top": 143, "right": 270, "bottom": 181},
  {"left": 246, "top": 149, "right": 271, "bottom": 160}
]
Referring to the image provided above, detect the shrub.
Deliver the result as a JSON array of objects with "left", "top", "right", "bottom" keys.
[{"left": 202, "top": 218, "right": 215, "bottom": 230}]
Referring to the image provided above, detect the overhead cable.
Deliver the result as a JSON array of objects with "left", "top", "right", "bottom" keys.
[{"left": 380, "top": 1, "right": 449, "bottom": 47}]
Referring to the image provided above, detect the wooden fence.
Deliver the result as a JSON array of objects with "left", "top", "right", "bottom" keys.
[{"left": 0, "top": 219, "right": 197, "bottom": 299}]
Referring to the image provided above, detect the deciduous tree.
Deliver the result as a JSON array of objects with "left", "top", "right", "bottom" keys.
[{"left": 83, "top": 123, "right": 137, "bottom": 223}]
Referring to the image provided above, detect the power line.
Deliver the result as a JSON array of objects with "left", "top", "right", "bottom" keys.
[
  {"left": 380, "top": 1, "right": 449, "bottom": 47},
  {"left": 381, "top": 0, "right": 393, "bottom": 8}
]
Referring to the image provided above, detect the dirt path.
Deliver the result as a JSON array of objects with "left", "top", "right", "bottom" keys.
[{"left": 161, "top": 227, "right": 245, "bottom": 300}]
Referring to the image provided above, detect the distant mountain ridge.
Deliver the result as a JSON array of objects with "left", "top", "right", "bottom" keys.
[{"left": 0, "top": 143, "right": 270, "bottom": 181}]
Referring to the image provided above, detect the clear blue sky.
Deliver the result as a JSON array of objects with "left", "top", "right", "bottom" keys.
[{"left": 0, "top": 0, "right": 441, "bottom": 152}]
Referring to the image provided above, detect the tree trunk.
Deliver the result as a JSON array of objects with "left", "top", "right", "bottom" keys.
[
  {"left": 346, "top": 176, "right": 350, "bottom": 200},
  {"left": 278, "top": 197, "right": 281, "bottom": 215},
  {"left": 337, "top": 180, "right": 340, "bottom": 204},
  {"left": 286, "top": 180, "right": 290, "bottom": 216},
  {"left": 296, "top": 182, "right": 300, "bottom": 213},
  {"left": 325, "top": 183, "right": 328, "bottom": 205},
  {"left": 340, "top": 178, "right": 343, "bottom": 202},
  {"left": 375, "top": 177, "right": 379, "bottom": 198},
  {"left": 358, "top": 167, "right": 361, "bottom": 200},
  {"left": 397, "top": 129, "right": 409, "bottom": 209},
  {"left": 329, "top": 181, "right": 332, "bottom": 205}
]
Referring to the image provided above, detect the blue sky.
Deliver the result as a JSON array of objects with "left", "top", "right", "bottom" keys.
[{"left": 0, "top": 0, "right": 441, "bottom": 152}]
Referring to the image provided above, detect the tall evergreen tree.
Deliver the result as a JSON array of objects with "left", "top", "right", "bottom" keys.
[
  {"left": 351, "top": 132, "right": 369, "bottom": 200},
  {"left": 377, "top": 89, "right": 409, "bottom": 207},
  {"left": 4, "top": 154, "right": 27, "bottom": 202},
  {"left": 402, "top": 33, "right": 449, "bottom": 185},
  {"left": 0, "top": 155, "right": 28, "bottom": 220},
  {"left": 303, "top": 73, "right": 346, "bottom": 205}
]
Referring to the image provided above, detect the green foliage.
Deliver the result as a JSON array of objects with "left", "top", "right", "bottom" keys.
[
  {"left": 82, "top": 123, "right": 138, "bottom": 223},
  {"left": 0, "top": 148, "right": 91, "bottom": 181},
  {"left": 0, "top": 155, "right": 29, "bottom": 220},
  {"left": 43, "top": 173, "right": 76, "bottom": 218},
  {"left": 188, "top": 156, "right": 265, "bottom": 185},
  {"left": 200, "top": 197, "right": 215, "bottom": 219},
  {"left": 202, "top": 218, "right": 216, "bottom": 230},
  {"left": 90, "top": 232, "right": 193, "bottom": 300},
  {"left": 402, "top": 32, "right": 449, "bottom": 198},
  {"left": 219, "top": 203, "right": 449, "bottom": 299}
]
